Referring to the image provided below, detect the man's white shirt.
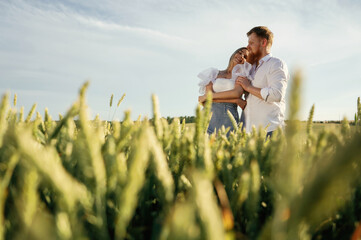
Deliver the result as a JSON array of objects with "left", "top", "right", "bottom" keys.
[{"left": 244, "top": 53, "right": 289, "bottom": 133}]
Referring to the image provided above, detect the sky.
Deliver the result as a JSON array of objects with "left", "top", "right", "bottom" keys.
[{"left": 1, "top": 0, "right": 361, "bottom": 121}]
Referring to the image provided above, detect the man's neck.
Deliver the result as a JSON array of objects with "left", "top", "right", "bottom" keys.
[{"left": 256, "top": 51, "right": 271, "bottom": 67}]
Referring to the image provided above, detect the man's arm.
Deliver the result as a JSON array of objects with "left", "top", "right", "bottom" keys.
[
  {"left": 213, "top": 98, "right": 247, "bottom": 110},
  {"left": 236, "top": 60, "right": 288, "bottom": 102},
  {"left": 198, "top": 82, "right": 214, "bottom": 103},
  {"left": 205, "top": 82, "right": 213, "bottom": 93},
  {"left": 212, "top": 85, "right": 244, "bottom": 100},
  {"left": 260, "top": 60, "right": 288, "bottom": 102},
  {"left": 236, "top": 77, "right": 263, "bottom": 99},
  {"left": 199, "top": 85, "right": 244, "bottom": 103}
]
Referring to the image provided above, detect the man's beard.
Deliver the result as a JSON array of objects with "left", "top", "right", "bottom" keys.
[
  {"left": 247, "top": 53, "right": 256, "bottom": 65},
  {"left": 248, "top": 48, "right": 262, "bottom": 65}
]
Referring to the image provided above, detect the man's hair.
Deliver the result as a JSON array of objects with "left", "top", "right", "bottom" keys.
[{"left": 247, "top": 26, "right": 273, "bottom": 47}]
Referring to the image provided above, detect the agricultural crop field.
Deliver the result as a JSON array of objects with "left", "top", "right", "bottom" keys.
[
  {"left": 186, "top": 122, "right": 356, "bottom": 136},
  {"left": 1, "top": 76, "right": 361, "bottom": 240}
]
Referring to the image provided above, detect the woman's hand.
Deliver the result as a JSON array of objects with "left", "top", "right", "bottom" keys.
[{"left": 240, "top": 56, "right": 246, "bottom": 64}]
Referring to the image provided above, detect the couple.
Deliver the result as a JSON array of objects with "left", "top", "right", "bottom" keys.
[{"left": 198, "top": 26, "right": 289, "bottom": 138}]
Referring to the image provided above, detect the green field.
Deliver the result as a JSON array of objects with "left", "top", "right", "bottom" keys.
[
  {"left": 187, "top": 122, "right": 356, "bottom": 138},
  {"left": 188, "top": 122, "right": 351, "bottom": 131},
  {"left": 1, "top": 78, "right": 361, "bottom": 240}
]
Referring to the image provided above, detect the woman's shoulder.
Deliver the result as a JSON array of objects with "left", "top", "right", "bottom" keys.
[
  {"left": 197, "top": 67, "right": 219, "bottom": 80},
  {"left": 232, "top": 62, "right": 252, "bottom": 77},
  {"left": 197, "top": 67, "right": 219, "bottom": 82}
]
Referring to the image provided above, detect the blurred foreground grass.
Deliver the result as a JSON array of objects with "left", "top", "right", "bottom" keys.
[{"left": 1, "top": 73, "right": 361, "bottom": 240}]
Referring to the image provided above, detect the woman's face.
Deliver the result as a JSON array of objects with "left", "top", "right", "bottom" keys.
[
  {"left": 241, "top": 49, "right": 249, "bottom": 61},
  {"left": 232, "top": 49, "right": 248, "bottom": 65}
]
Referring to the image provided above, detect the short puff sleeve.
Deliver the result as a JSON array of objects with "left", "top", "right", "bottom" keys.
[
  {"left": 232, "top": 62, "right": 252, "bottom": 79},
  {"left": 197, "top": 67, "right": 219, "bottom": 95}
]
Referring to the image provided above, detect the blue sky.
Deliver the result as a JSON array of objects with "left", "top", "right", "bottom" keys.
[{"left": 1, "top": 0, "right": 361, "bottom": 121}]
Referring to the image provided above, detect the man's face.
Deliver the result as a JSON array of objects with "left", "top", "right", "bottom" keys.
[{"left": 247, "top": 33, "right": 263, "bottom": 63}]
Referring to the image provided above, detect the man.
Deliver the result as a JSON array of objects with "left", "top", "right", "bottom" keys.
[{"left": 236, "top": 26, "right": 289, "bottom": 137}]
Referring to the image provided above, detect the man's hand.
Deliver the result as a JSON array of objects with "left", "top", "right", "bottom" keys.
[
  {"left": 236, "top": 76, "right": 251, "bottom": 92},
  {"left": 236, "top": 99, "right": 247, "bottom": 110},
  {"left": 198, "top": 95, "right": 206, "bottom": 103},
  {"left": 236, "top": 76, "right": 263, "bottom": 100}
]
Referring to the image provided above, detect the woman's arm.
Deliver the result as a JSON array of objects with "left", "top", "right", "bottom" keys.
[
  {"left": 212, "top": 84, "right": 244, "bottom": 99},
  {"left": 198, "top": 85, "right": 244, "bottom": 103}
]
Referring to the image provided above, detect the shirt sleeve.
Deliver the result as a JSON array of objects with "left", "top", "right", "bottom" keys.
[{"left": 260, "top": 59, "right": 288, "bottom": 102}]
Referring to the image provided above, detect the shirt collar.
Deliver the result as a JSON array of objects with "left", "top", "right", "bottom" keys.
[
  {"left": 252, "top": 53, "right": 272, "bottom": 73},
  {"left": 259, "top": 53, "right": 272, "bottom": 64}
]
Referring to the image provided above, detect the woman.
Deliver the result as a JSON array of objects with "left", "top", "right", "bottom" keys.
[{"left": 198, "top": 47, "right": 252, "bottom": 135}]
